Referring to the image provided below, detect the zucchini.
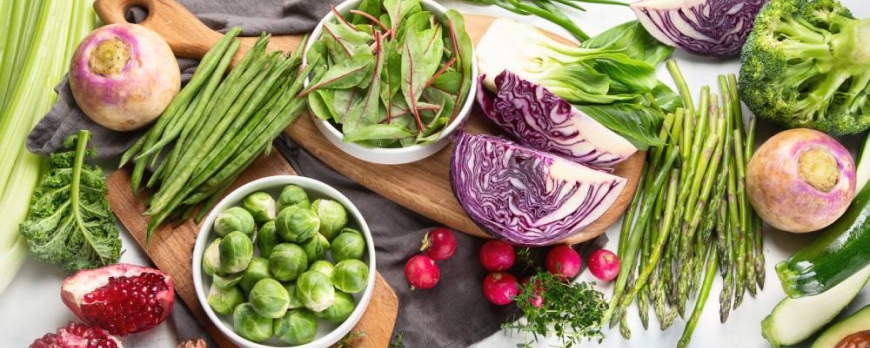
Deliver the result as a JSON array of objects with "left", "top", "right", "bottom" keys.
[
  {"left": 762, "top": 265, "right": 870, "bottom": 347},
  {"left": 775, "top": 182, "right": 870, "bottom": 298},
  {"left": 812, "top": 303, "right": 870, "bottom": 348}
]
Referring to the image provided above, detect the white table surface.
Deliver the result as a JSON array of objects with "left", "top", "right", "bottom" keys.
[{"left": 2, "top": 1, "right": 868, "bottom": 347}]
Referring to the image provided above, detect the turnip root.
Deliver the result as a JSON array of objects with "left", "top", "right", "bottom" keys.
[
  {"left": 747, "top": 128, "right": 856, "bottom": 233},
  {"left": 69, "top": 23, "right": 180, "bottom": 131}
]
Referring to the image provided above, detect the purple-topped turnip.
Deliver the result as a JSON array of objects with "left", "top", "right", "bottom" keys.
[
  {"left": 69, "top": 23, "right": 180, "bottom": 131},
  {"left": 747, "top": 128, "right": 856, "bottom": 233}
]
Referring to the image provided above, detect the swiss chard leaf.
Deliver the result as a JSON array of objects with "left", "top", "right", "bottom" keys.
[
  {"left": 308, "top": 89, "right": 338, "bottom": 122},
  {"left": 384, "top": 0, "right": 421, "bottom": 31},
  {"left": 343, "top": 124, "right": 416, "bottom": 143},
  {"left": 19, "top": 130, "right": 121, "bottom": 272},
  {"left": 344, "top": 33, "right": 385, "bottom": 134},
  {"left": 352, "top": 0, "right": 382, "bottom": 25},
  {"left": 401, "top": 24, "right": 444, "bottom": 130},
  {"left": 323, "top": 21, "right": 372, "bottom": 62},
  {"left": 577, "top": 104, "right": 665, "bottom": 150},
  {"left": 444, "top": 10, "right": 473, "bottom": 121},
  {"left": 304, "top": 54, "right": 373, "bottom": 94}
]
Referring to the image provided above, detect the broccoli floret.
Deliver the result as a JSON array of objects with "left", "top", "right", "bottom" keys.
[{"left": 738, "top": 0, "right": 870, "bottom": 135}]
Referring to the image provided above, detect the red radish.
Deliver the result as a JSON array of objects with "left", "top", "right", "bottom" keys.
[
  {"left": 520, "top": 275, "right": 544, "bottom": 308},
  {"left": 546, "top": 245, "right": 581, "bottom": 281},
  {"left": 61, "top": 263, "right": 175, "bottom": 336},
  {"left": 483, "top": 272, "right": 520, "bottom": 305},
  {"left": 404, "top": 255, "right": 440, "bottom": 290},
  {"left": 421, "top": 227, "right": 457, "bottom": 261},
  {"left": 587, "top": 249, "right": 620, "bottom": 281},
  {"left": 479, "top": 240, "right": 515, "bottom": 271},
  {"left": 29, "top": 322, "right": 122, "bottom": 348}
]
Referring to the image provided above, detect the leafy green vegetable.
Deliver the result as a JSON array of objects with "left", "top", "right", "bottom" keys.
[
  {"left": 305, "top": 1, "right": 473, "bottom": 147},
  {"left": 20, "top": 130, "right": 121, "bottom": 272},
  {"left": 578, "top": 104, "right": 666, "bottom": 149}
]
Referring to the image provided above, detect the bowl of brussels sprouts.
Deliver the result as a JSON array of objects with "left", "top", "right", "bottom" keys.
[{"left": 192, "top": 176, "right": 376, "bottom": 348}]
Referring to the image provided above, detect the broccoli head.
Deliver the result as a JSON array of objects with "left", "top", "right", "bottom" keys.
[{"left": 738, "top": 0, "right": 870, "bottom": 135}]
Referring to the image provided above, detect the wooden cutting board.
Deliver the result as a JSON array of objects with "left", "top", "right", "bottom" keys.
[
  {"left": 106, "top": 152, "right": 399, "bottom": 348},
  {"left": 94, "top": 0, "right": 644, "bottom": 245}
]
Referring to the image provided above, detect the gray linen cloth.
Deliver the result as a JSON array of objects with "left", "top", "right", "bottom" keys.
[{"left": 27, "top": 1, "right": 607, "bottom": 346}]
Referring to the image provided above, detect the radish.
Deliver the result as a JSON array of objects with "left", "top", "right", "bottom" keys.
[
  {"left": 69, "top": 23, "right": 180, "bottom": 131},
  {"left": 483, "top": 272, "right": 519, "bottom": 305},
  {"left": 421, "top": 227, "right": 457, "bottom": 261},
  {"left": 587, "top": 249, "right": 620, "bottom": 281},
  {"left": 479, "top": 240, "right": 515, "bottom": 272},
  {"left": 546, "top": 245, "right": 581, "bottom": 281},
  {"left": 520, "top": 275, "right": 544, "bottom": 308},
  {"left": 404, "top": 255, "right": 440, "bottom": 290}
]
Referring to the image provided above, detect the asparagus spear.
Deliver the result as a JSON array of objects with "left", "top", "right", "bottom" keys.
[{"left": 678, "top": 244, "right": 720, "bottom": 348}]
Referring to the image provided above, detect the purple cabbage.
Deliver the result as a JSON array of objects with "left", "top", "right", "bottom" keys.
[
  {"left": 450, "top": 132, "right": 627, "bottom": 246},
  {"left": 477, "top": 71, "right": 637, "bottom": 167},
  {"left": 631, "top": 0, "right": 767, "bottom": 57}
]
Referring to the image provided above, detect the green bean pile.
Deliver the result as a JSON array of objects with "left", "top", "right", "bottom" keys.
[
  {"left": 603, "top": 62, "right": 764, "bottom": 348},
  {"left": 121, "top": 28, "right": 320, "bottom": 244}
]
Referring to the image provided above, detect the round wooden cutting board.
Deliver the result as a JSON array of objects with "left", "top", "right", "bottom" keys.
[{"left": 94, "top": 0, "right": 644, "bottom": 246}]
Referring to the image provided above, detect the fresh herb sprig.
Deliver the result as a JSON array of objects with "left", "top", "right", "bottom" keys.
[
  {"left": 337, "top": 330, "right": 367, "bottom": 348},
  {"left": 503, "top": 271, "right": 607, "bottom": 348}
]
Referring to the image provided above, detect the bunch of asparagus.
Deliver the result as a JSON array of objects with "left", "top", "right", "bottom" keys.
[{"left": 603, "top": 62, "right": 764, "bottom": 347}]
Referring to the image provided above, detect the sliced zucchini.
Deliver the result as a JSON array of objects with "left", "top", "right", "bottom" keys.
[{"left": 762, "top": 265, "right": 870, "bottom": 347}]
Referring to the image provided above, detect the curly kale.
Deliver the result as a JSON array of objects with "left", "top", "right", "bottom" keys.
[
  {"left": 20, "top": 130, "right": 120, "bottom": 272},
  {"left": 738, "top": 0, "right": 870, "bottom": 135}
]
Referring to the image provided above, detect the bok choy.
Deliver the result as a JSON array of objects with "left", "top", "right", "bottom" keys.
[{"left": 477, "top": 19, "right": 680, "bottom": 149}]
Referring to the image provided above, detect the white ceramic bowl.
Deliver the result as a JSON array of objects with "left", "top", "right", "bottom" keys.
[
  {"left": 192, "top": 176, "right": 377, "bottom": 348},
  {"left": 304, "top": 0, "right": 478, "bottom": 165}
]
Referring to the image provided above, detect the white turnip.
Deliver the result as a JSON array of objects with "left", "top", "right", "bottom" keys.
[
  {"left": 747, "top": 128, "right": 856, "bottom": 233},
  {"left": 69, "top": 23, "right": 180, "bottom": 131}
]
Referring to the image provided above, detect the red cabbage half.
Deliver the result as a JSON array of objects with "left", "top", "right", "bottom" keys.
[
  {"left": 631, "top": 0, "right": 767, "bottom": 57},
  {"left": 477, "top": 71, "right": 637, "bottom": 167},
  {"left": 450, "top": 132, "right": 627, "bottom": 246}
]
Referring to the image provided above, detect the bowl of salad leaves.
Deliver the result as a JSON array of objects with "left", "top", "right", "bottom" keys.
[{"left": 301, "top": 0, "right": 477, "bottom": 165}]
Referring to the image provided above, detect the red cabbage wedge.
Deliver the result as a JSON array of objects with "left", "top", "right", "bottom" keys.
[
  {"left": 477, "top": 71, "right": 637, "bottom": 167},
  {"left": 450, "top": 132, "right": 627, "bottom": 246},
  {"left": 631, "top": 0, "right": 767, "bottom": 57}
]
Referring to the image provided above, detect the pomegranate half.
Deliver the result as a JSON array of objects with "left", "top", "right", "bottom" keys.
[{"left": 61, "top": 263, "right": 175, "bottom": 336}]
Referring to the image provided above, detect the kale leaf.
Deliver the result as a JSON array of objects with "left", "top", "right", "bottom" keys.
[{"left": 20, "top": 130, "right": 120, "bottom": 272}]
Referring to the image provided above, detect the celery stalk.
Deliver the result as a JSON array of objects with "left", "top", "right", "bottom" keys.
[
  {"left": 0, "top": 0, "right": 43, "bottom": 111},
  {"left": 0, "top": 0, "right": 95, "bottom": 296}
]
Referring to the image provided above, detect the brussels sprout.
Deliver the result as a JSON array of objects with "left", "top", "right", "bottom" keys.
[
  {"left": 214, "top": 207, "right": 256, "bottom": 237},
  {"left": 332, "top": 259, "right": 369, "bottom": 294},
  {"left": 219, "top": 231, "right": 254, "bottom": 274},
  {"left": 242, "top": 191, "right": 277, "bottom": 222},
  {"left": 213, "top": 272, "right": 243, "bottom": 289},
  {"left": 239, "top": 257, "right": 271, "bottom": 294},
  {"left": 308, "top": 260, "right": 334, "bottom": 278},
  {"left": 316, "top": 291, "right": 356, "bottom": 324},
  {"left": 249, "top": 278, "right": 290, "bottom": 319},
  {"left": 256, "top": 221, "right": 280, "bottom": 259},
  {"left": 283, "top": 283, "right": 304, "bottom": 309},
  {"left": 296, "top": 271, "right": 335, "bottom": 312},
  {"left": 202, "top": 238, "right": 222, "bottom": 276},
  {"left": 276, "top": 205, "right": 320, "bottom": 243},
  {"left": 330, "top": 230, "right": 366, "bottom": 262},
  {"left": 233, "top": 303, "right": 273, "bottom": 342},
  {"left": 274, "top": 309, "right": 317, "bottom": 345},
  {"left": 278, "top": 185, "right": 310, "bottom": 211},
  {"left": 207, "top": 283, "right": 243, "bottom": 315},
  {"left": 268, "top": 243, "right": 308, "bottom": 282},
  {"left": 311, "top": 199, "right": 348, "bottom": 241},
  {"left": 301, "top": 233, "right": 330, "bottom": 263}
]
